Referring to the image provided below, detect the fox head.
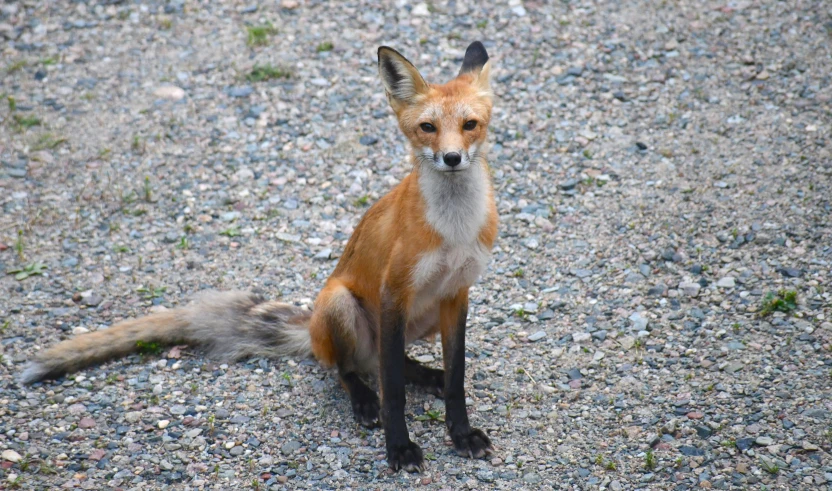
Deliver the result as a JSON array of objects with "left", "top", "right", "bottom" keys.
[{"left": 378, "top": 42, "right": 493, "bottom": 174}]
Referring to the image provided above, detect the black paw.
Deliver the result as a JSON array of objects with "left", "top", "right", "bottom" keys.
[
  {"left": 420, "top": 368, "right": 445, "bottom": 397},
  {"left": 387, "top": 440, "right": 425, "bottom": 473},
  {"left": 351, "top": 395, "right": 380, "bottom": 428},
  {"left": 451, "top": 428, "right": 493, "bottom": 459}
]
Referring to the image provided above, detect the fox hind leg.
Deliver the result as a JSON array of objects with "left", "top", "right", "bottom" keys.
[
  {"left": 404, "top": 357, "right": 444, "bottom": 397},
  {"left": 310, "top": 282, "right": 380, "bottom": 427}
]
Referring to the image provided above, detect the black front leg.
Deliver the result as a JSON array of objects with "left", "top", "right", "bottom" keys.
[
  {"left": 379, "top": 290, "right": 424, "bottom": 472},
  {"left": 440, "top": 290, "right": 493, "bottom": 459}
]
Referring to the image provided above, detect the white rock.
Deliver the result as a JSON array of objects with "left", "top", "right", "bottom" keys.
[
  {"left": 412, "top": 3, "right": 430, "bottom": 16},
  {"left": 629, "top": 312, "right": 649, "bottom": 331},
  {"left": 679, "top": 281, "right": 701, "bottom": 297},
  {"left": 717, "top": 277, "right": 736, "bottom": 288},
  {"left": 158, "top": 420, "right": 170, "bottom": 429},
  {"left": 72, "top": 326, "right": 90, "bottom": 335},
  {"left": 572, "top": 332, "right": 591, "bottom": 343},
  {"left": 414, "top": 354, "right": 435, "bottom": 363},
  {"left": 154, "top": 85, "right": 186, "bottom": 101},
  {"left": 2, "top": 450, "right": 22, "bottom": 462}
]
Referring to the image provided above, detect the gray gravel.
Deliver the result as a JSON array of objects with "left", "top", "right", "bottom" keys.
[{"left": 2, "top": 0, "right": 832, "bottom": 489}]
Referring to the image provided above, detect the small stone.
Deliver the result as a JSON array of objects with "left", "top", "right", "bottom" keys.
[
  {"left": 281, "top": 440, "right": 301, "bottom": 455},
  {"left": 755, "top": 436, "right": 774, "bottom": 446},
  {"left": 572, "top": 332, "right": 591, "bottom": 343},
  {"left": 72, "top": 326, "right": 90, "bottom": 335},
  {"left": 359, "top": 135, "right": 378, "bottom": 146},
  {"left": 679, "top": 282, "right": 701, "bottom": 297},
  {"left": 629, "top": 312, "right": 648, "bottom": 331},
  {"left": 314, "top": 248, "right": 332, "bottom": 260},
  {"left": 228, "top": 86, "right": 253, "bottom": 98},
  {"left": 88, "top": 449, "right": 106, "bottom": 461},
  {"left": 78, "top": 417, "right": 96, "bottom": 429},
  {"left": 566, "top": 368, "right": 582, "bottom": 380},
  {"left": 154, "top": 85, "right": 186, "bottom": 101},
  {"left": 755, "top": 70, "right": 770, "bottom": 80},
  {"left": 412, "top": 3, "right": 430, "bottom": 16},
  {"left": 802, "top": 441, "right": 819, "bottom": 451},
  {"left": 559, "top": 178, "right": 579, "bottom": 190},
  {"left": 566, "top": 66, "right": 584, "bottom": 77},
  {"left": 724, "top": 362, "right": 744, "bottom": 374},
  {"left": 679, "top": 445, "right": 705, "bottom": 457},
  {"left": 647, "top": 284, "right": 666, "bottom": 297},
  {"left": 2, "top": 450, "right": 21, "bottom": 463},
  {"left": 717, "top": 277, "right": 736, "bottom": 288},
  {"left": 736, "top": 438, "right": 755, "bottom": 451},
  {"left": 528, "top": 331, "right": 547, "bottom": 342},
  {"left": 158, "top": 420, "right": 170, "bottom": 429},
  {"left": 413, "top": 354, "right": 434, "bottom": 363},
  {"left": 777, "top": 267, "right": 802, "bottom": 278},
  {"left": 80, "top": 291, "right": 104, "bottom": 307},
  {"left": 696, "top": 425, "right": 713, "bottom": 439},
  {"left": 619, "top": 336, "right": 635, "bottom": 350}
]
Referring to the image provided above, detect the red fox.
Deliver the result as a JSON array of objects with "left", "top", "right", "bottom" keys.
[{"left": 20, "top": 41, "right": 497, "bottom": 473}]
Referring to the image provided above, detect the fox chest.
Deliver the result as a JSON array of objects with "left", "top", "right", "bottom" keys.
[{"left": 409, "top": 243, "right": 491, "bottom": 319}]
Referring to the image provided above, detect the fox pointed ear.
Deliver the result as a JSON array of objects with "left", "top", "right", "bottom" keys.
[
  {"left": 378, "top": 47, "right": 429, "bottom": 108},
  {"left": 459, "top": 41, "right": 492, "bottom": 95},
  {"left": 459, "top": 41, "right": 489, "bottom": 76}
]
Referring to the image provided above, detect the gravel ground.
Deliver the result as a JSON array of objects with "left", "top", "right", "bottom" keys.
[{"left": 2, "top": 0, "right": 831, "bottom": 489}]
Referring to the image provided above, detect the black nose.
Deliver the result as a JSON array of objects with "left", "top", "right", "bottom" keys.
[{"left": 444, "top": 152, "right": 462, "bottom": 167}]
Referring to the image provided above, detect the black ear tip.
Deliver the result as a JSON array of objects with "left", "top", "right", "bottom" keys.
[
  {"left": 465, "top": 41, "right": 489, "bottom": 61},
  {"left": 460, "top": 41, "right": 489, "bottom": 75}
]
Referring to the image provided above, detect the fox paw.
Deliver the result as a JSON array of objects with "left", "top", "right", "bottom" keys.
[
  {"left": 387, "top": 441, "right": 425, "bottom": 473},
  {"left": 352, "top": 396, "right": 380, "bottom": 428},
  {"left": 452, "top": 428, "right": 493, "bottom": 459}
]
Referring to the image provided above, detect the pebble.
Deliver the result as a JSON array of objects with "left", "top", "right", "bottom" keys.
[
  {"left": 528, "top": 330, "right": 546, "bottom": 342},
  {"left": 154, "top": 86, "right": 186, "bottom": 101},
  {"left": 717, "top": 277, "right": 736, "bottom": 288},
  {"left": 228, "top": 86, "right": 253, "bottom": 98},
  {"left": 679, "top": 282, "right": 701, "bottom": 297},
  {"left": 2, "top": 450, "right": 21, "bottom": 463},
  {"left": 78, "top": 417, "right": 96, "bottom": 429},
  {"left": 629, "top": 312, "right": 649, "bottom": 331}
]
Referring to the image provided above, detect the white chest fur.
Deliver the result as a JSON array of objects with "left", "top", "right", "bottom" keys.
[
  {"left": 417, "top": 161, "right": 490, "bottom": 246},
  {"left": 409, "top": 243, "right": 491, "bottom": 318},
  {"left": 410, "top": 164, "right": 493, "bottom": 317}
]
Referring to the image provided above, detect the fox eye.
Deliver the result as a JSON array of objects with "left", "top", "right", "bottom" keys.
[
  {"left": 420, "top": 123, "right": 436, "bottom": 133},
  {"left": 463, "top": 120, "right": 478, "bottom": 131}
]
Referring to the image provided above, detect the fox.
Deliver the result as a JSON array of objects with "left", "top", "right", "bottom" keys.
[{"left": 19, "top": 41, "right": 497, "bottom": 473}]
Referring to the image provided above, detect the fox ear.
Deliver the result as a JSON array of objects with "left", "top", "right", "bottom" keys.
[
  {"left": 459, "top": 41, "right": 489, "bottom": 76},
  {"left": 459, "top": 41, "right": 492, "bottom": 95},
  {"left": 378, "top": 47, "right": 429, "bottom": 108}
]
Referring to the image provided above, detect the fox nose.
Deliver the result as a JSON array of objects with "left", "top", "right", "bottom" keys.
[{"left": 443, "top": 152, "right": 462, "bottom": 167}]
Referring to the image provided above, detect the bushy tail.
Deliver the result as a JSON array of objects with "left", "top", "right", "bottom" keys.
[{"left": 19, "top": 291, "right": 313, "bottom": 384}]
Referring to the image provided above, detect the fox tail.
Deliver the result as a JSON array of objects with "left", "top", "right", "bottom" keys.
[{"left": 19, "top": 291, "right": 312, "bottom": 384}]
